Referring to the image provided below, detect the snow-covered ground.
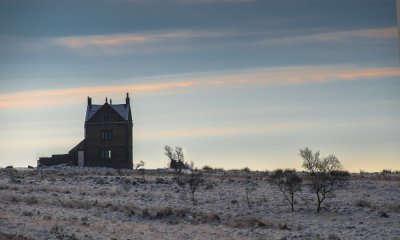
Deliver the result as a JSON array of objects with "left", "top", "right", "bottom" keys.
[{"left": 0, "top": 167, "right": 399, "bottom": 240}]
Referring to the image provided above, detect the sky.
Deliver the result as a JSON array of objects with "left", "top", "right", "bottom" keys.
[{"left": 0, "top": 0, "right": 399, "bottom": 172}]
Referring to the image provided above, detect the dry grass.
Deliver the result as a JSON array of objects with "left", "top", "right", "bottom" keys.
[
  {"left": 227, "top": 216, "right": 274, "bottom": 229},
  {"left": 1, "top": 168, "right": 399, "bottom": 239}
]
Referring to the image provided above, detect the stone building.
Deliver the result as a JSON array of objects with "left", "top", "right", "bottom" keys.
[{"left": 38, "top": 93, "right": 133, "bottom": 169}]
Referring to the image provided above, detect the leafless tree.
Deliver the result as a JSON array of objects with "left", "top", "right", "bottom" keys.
[
  {"left": 300, "top": 147, "right": 350, "bottom": 213},
  {"left": 6, "top": 166, "right": 14, "bottom": 179},
  {"left": 135, "top": 160, "right": 146, "bottom": 182},
  {"left": 164, "top": 145, "right": 187, "bottom": 182},
  {"left": 37, "top": 167, "right": 43, "bottom": 181},
  {"left": 271, "top": 169, "right": 302, "bottom": 211},
  {"left": 244, "top": 176, "right": 256, "bottom": 209},
  {"left": 185, "top": 168, "right": 203, "bottom": 205}
]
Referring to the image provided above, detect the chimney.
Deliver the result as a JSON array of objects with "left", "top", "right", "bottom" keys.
[
  {"left": 87, "top": 97, "right": 92, "bottom": 106},
  {"left": 126, "top": 92, "right": 130, "bottom": 105},
  {"left": 110, "top": 98, "right": 112, "bottom": 105}
]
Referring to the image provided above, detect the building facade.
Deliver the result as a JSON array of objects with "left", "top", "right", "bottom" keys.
[{"left": 38, "top": 93, "right": 133, "bottom": 169}]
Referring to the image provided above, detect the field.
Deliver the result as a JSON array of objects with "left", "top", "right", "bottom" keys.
[{"left": 1, "top": 167, "right": 399, "bottom": 240}]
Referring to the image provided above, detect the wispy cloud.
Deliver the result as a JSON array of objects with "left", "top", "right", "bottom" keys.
[
  {"left": 4, "top": 27, "right": 394, "bottom": 55},
  {"left": 136, "top": 123, "right": 303, "bottom": 139},
  {"left": 260, "top": 27, "right": 397, "bottom": 45},
  {"left": 55, "top": 30, "right": 231, "bottom": 48},
  {"left": 0, "top": 65, "right": 399, "bottom": 109},
  {"left": 176, "top": 0, "right": 255, "bottom": 4}
]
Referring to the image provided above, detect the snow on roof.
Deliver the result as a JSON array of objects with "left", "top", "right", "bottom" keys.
[{"left": 85, "top": 104, "right": 130, "bottom": 122}]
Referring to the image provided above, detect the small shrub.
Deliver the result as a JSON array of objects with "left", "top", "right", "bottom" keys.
[
  {"left": 279, "top": 223, "right": 290, "bottom": 230},
  {"left": 155, "top": 207, "right": 173, "bottom": 219},
  {"left": 26, "top": 196, "right": 38, "bottom": 205},
  {"left": 228, "top": 216, "right": 272, "bottom": 229},
  {"left": 184, "top": 169, "right": 204, "bottom": 205},
  {"left": 193, "top": 212, "right": 220, "bottom": 224},
  {"left": 389, "top": 204, "right": 400, "bottom": 213},
  {"left": 202, "top": 165, "right": 213, "bottom": 171},
  {"left": 21, "top": 211, "right": 33, "bottom": 217},
  {"left": 328, "top": 233, "right": 341, "bottom": 240},
  {"left": 244, "top": 177, "right": 257, "bottom": 209},
  {"left": 156, "top": 178, "right": 167, "bottom": 184},
  {"left": 60, "top": 199, "right": 91, "bottom": 210},
  {"left": 204, "top": 182, "right": 214, "bottom": 190},
  {"left": 141, "top": 208, "right": 150, "bottom": 218},
  {"left": 355, "top": 199, "right": 371, "bottom": 208},
  {"left": 378, "top": 211, "right": 389, "bottom": 218},
  {"left": 121, "top": 180, "right": 132, "bottom": 192},
  {"left": 50, "top": 225, "right": 78, "bottom": 240},
  {"left": 10, "top": 196, "right": 20, "bottom": 203}
]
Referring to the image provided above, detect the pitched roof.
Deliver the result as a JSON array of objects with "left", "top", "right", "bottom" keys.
[
  {"left": 110, "top": 104, "right": 130, "bottom": 121},
  {"left": 69, "top": 139, "right": 85, "bottom": 153},
  {"left": 85, "top": 103, "right": 130, "bottom": 122},
  {"left": 85, "top": 105, "right": 102, "bottom": 122}
]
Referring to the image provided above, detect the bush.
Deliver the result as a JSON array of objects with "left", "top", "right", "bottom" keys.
[
  {"left": 26, "top": 196, "right": 38, "bottom": 205},
  {"left": 355, "top": 199, "right": 371, "bottom": 208},
  {"left": 228, "top": 216, "right": 272, "bottom": 229},
  {"left": 202, "top": 165, "right": 213, "bottom": 171}
]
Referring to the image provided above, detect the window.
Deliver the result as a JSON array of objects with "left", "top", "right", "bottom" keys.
[
  {"left": 101, "top": 130, "right": 112, "bottom": 141},
  {"left": 101, "top": 149, "right": 112, "bottom": 160},
  {"left": 104, "top": 109, "right": 109, "bottom": 120}
]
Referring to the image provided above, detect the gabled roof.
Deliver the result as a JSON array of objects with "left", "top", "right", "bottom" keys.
[
  {"left": 69, "top": 139, "right": 85, "bottom": 153},
  {"left": 110, "top": 104, "right": 130, "bottom": 121},
  {"left": 85, "top": 103, "right": 130, "bottom": 122},
  {"left": 85, "top": 105, "right": 102, "bottom": 122}
]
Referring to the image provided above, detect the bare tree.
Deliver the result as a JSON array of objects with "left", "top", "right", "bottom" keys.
[
  {"left": 244, "top": 176, "right": 256, "bottom": 209},
  {"left": 135, "top": 160, "right": 146, "bottom": 182},
  {"left": 271, "top": 169, "right": 302, "bottom": 211},
  {"left": 37, "top": 167, "right": 43, "bottom": 181},
  {"left": 6, "top": 166, "right": 14, "bottom": 179},
  {"left": 164, "top": 145, "right": 187, "bottom": 182},
  {"left": 184, "top": 165, "right": 203, "bottom": 205},
  {"left": 300, "top": 147, "right": 350, "bottom": 213}
]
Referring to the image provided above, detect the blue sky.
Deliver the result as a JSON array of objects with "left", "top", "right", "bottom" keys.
[{"left": 0, "top": 0, "right": 399, "bottom": 171}]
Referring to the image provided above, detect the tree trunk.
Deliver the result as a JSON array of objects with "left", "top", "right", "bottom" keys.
[
  {"left": 291, "top": 194, "right": 294, "bottom": 211},
  {"left": 246, "top": 191, "right": 251, "bottom": 209},
  {"left": 317, "top": 193, "right": 321, "bottom": 213},
  {"left": 192, "top": 192, "right": 195, "bottom": 205}
]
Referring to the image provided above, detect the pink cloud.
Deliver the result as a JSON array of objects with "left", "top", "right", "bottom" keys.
[
  {"left": 0, "top": 65, "right": 399, "bottom": 110},
  {"left": 55, "top": 30, "right": 231, "bottom": 48}
]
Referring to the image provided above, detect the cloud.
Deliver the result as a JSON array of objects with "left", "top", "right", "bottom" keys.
[
  {"left": 56, "top": 35, "right": 151, "bottom": 48},
  {"left": 176, "top": 0, "right": 255, "bottom": 4},
  {"left": 260, "top": 27, "right": 397, "bottom": 45},
  {"left": 55, "top": 30, "right": 231, "bottom": 48},
  {"left": 0, "top": 65, "right": 399, "bottom": 109},
  {"left": 5, "top": 27, "right": 394, "bottom": 55},
  {"left": 136, "top": 122, "right": 303, "bottom": 140}
]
